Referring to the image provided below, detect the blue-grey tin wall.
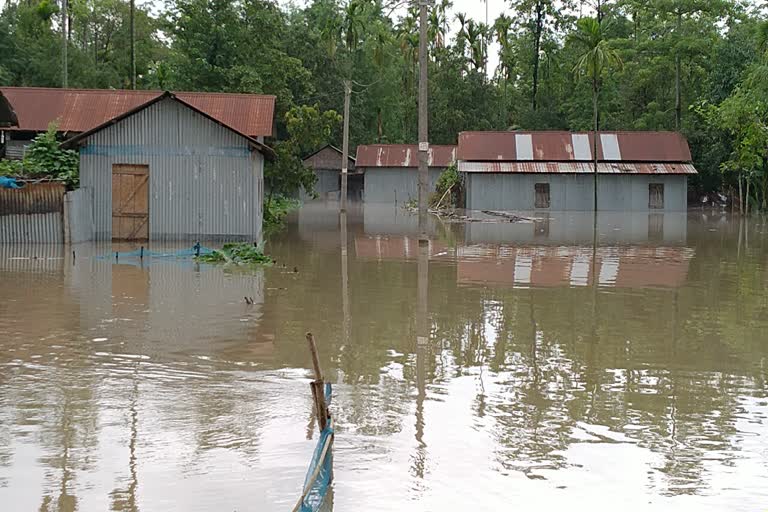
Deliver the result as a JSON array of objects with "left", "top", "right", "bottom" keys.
[
  {"left": 79, "top": 98, "right": 263, "bottom": 242},
  {"left": 465, "top": 173, "right": 688, "bottom": 212},
  {"left": 363, "top": 168, "right": 443, "bottom": 204},
  {"left": 300, "top": 169, "right": 340, "bottom": 201}
]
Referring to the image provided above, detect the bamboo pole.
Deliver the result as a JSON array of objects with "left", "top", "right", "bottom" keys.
[
  {"left": 306, "top": 333, "right": 328, "bottom": 431},
  {"left": 306, "top": 332, "right": 323, "bottom": 381}
]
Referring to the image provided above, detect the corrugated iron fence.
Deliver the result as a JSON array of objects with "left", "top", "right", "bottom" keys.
[{"left": 0, "top": 182, "right": 66, "bottom": 243}]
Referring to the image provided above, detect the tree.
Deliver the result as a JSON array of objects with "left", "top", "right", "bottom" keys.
[
  {"left": 572, "top": 17, "right": 623, "bottom": 209},
  {"left": 265, "top": 104, "right": 342, "bottom": 208}
]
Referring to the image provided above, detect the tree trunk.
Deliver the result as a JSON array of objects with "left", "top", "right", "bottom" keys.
[
  {"left": 596, "top": 0, "right": 604, "bottom": 25},
  {"left": 746, "top": 178, "right": 750, "bottom": 216},
  {"left": 675, "top": 11, "right": 682, "bottom": 131},
  {"left": 738, "top": 174, "right": 743, "bottom": 214},
  {"left": 130, "top": 0, "right": 136, "bottom": 90},
  {"left": 62, "top": 0, "right": 68, "bottom": 88},
  {"left": 532, "top": 1, "right": 544, "bottom": 111}
]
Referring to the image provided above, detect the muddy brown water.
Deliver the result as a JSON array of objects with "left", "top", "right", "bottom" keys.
[{"left": 1, "top": 204, "right": 767, "bottom": 511}]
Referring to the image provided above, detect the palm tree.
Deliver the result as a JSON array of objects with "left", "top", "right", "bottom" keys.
[{"left": 572, "top": 17, "right": 622, "bottom": 211}]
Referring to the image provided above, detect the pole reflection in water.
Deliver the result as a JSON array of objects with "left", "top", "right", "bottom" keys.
[
  {"left": 412, "top": 241, "right": 429, "bottom": 481},
  {"left": 341, "top": 211, "right": 350, "bottom": 351}
]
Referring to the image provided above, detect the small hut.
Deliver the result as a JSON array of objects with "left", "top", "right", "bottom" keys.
[
  {"left": 356, "top": 144, "right": 456, "bottom": 204},
  {"left": 301, "top": 144, "right": 360, "bottom": 201},
  {"left": 63, "top": 92, "right": 275, "bottom": 242}
]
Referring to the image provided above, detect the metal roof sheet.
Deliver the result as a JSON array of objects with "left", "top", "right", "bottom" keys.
[
  {"left": 0, "top": 91, "right": 18, "bottom": 127},
  {"left": 0, "top": 87, "right": 275, "bottom": 137},
  {"left": 458, "top": 161, "right": 698, "bottom": 175},
  {"left": 356, "top": 144, "right": 457, "bottom": 168},
  {"left": 458, "top": 131, "right": 692, "bottom": 163}
]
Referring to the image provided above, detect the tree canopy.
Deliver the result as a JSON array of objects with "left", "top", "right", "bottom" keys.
[{"left": 2, "top": 0, "right": 768, "bottom": 206}]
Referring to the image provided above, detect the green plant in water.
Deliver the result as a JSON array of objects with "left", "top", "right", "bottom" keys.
[
  {"left": 196, "top": 243, "right": 273, "bottom": 265},
  {"left": 430, "top": 163, "right": 462, "bottom": 208},
  {"left": 264, "top": 195, "right": 300, "bottom": 235}
]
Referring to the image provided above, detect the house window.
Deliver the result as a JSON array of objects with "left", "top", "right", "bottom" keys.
[
  {"left": 535, "top": 183, "right": 550, "bottom": 209},
  {"left": 649, "top": 183, "right": 664, "bottom": 209}
]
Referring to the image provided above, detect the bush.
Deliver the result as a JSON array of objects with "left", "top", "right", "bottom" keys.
[
  {"left": 430, "top": 163, "right": 463, "bottom": 209},
  {"left": 0, "top": 122, "right": 79, "bottom": 188},
  {"left": 264, "top": 195, "right": 300, "bottom": 235}
]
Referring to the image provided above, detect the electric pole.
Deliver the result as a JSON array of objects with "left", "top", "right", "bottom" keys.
[
  {"left": 340, "top": 80, "right": 351, "bottom": 213},
  {"left": 62, "top": 0, "right": 68, "bottom": 88},
  {"left": 418, "top": 0, "right": 431, "bottom": 244},
  {"left": 130, "top": 0, "right": 136, "bottom": 90}
]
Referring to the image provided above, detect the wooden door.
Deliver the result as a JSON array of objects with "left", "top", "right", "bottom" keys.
[{"left": 112, "top": 164, "right": 149, "bottom": 240}]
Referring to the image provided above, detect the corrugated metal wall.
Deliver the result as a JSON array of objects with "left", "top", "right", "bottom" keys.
[
  {"left": 0, "top": 182, "right": 65, "bottom": 243},
  {"left": 465, "top": 174, "right": 688, "bottom": 212},
  {"left": 64, "top": 187, "right": 94, "bottom": 243},
  {"left": 79, "top": 98, "right": 263, "bottom": 242},
  {"left": 363, "top": 168, "right": 443, "bottom": 204}
]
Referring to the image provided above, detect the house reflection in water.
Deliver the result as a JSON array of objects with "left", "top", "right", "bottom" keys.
[{"left": 354, "top": 211, "right": 694, "bottom": 290}]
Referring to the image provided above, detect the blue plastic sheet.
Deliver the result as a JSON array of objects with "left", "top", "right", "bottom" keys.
[
  {"left": 0, "top": 176, "right": 22, "bottom": 189},
  {"left": 97, "top": 244, "right": 214, "bottom": 261},
  {"left": 300, "top": 383, "right": 334, "bottom": 512}
]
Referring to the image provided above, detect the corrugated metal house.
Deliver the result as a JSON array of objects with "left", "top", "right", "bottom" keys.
[
  {"left": 0, "top": 87, "right": 274, "bottom": 159},
  {"left": 301, "top": 144, "right": 360, "bottom": 201},
  {"left": 357, "top": 144, "right": 457, "bottom": 204},
  {"left": 458, "top": 131, "right": 697, "bottom": 211},
  {"left": 63, "top": 91, "right": 275, "bottom": 242}
]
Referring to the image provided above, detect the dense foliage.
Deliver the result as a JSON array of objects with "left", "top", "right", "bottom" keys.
[
  {"left": 2, "top": 0, "right": 768, "bottom": 208},
  {"left": 0, "top": 123, "right": 79, "bottom": 187}
]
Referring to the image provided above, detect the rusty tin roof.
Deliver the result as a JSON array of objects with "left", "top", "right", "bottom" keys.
[
  {"left": 0, "top": 87, "right": 275, "bottom": 137},
  {"left": 458, "top": 162, "right": 698, "bottom": 174},
  {"left": 356, "top": 144, "right": 457, "bottom": 168},
  {"left": 458, "top": 131, "right": 693, "bottom": 163}
]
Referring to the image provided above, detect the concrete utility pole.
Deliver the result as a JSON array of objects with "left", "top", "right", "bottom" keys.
[
  {"left": 340, "top": 80, "right": 351, "bottom": 213},
  {"left": 418, "top": 0, "right": 431, "bottom": 244},
  {"left": 62, "top": 0, "right": 68, "bottom": 88},
  {"left": 130, "top": 0, "right": 136, "bottom": 90}
]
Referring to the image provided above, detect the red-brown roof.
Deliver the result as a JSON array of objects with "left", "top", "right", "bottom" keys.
[
  {"left": 458, "top": 162, "right": 697, "bottom": 174},
  {"left": 458, "top": 131, "right": 692, "bottom": 163},
  {"left": 0, "top": 87, "right": 275, "bottom": 137},
  {"left": 356, "top": 144, "right": 457, "bottom": 168}
]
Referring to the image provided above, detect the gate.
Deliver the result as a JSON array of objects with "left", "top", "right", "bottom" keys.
[{"left": 112, "top": 164, "right": 149, "bottom": 240}]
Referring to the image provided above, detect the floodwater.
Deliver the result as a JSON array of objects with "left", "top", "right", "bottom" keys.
[{"left": 1, "top": 204, "right": 767, "bottom": 512}]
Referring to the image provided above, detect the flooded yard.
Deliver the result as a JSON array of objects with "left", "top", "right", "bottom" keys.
[{"left": 1, "top": 204, "right": 767, "bottom": 511}]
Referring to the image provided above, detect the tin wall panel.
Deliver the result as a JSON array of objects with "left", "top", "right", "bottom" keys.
[
  {"left": 363, "top": 167, "right": 444, "bottom": 204},
  {"left": 0, "top": 183, "right": 65, "bottom": 243},
  {"left": 466, "top": 174, "right": 688, "bottom": 212},
  {"left": 79, "top": 98, "right": 263, "bottom": 242}
]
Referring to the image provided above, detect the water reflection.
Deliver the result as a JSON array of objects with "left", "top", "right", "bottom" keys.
[{"left": 1, "top": 207, "right": 767, "bottom": 511}]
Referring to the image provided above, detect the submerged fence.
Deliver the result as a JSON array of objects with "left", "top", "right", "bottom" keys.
[{"left": 0, "top": 182, "right": 66, "bottom": 243}]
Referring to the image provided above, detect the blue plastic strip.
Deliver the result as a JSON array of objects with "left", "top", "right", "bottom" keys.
[{"left": 300, "top": 384, "right": 333, "bottom": 512}]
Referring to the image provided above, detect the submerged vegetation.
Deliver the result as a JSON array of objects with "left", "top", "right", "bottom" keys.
[
  {"left": 196, "top": 243, "right": 273, "bottom": 265},
  {"left": 264, "top": 195, "right": 300, "bottom": 235},
  {"left": 430, "top": 164, "right": 463, "bottom": 209}
]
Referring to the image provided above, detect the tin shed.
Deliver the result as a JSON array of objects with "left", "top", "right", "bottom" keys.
[
  {"left": 64, "top": 92, "right": 274, "bottom": 242},
  {"left": 301, "top": 144, "right": 360, "bottom": 201},
  {"left": 357, "top": 144, "right": 457, "bottom": 204},
  {"left": 458, "top": 131, "right": 697, "bottom": 212}
]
